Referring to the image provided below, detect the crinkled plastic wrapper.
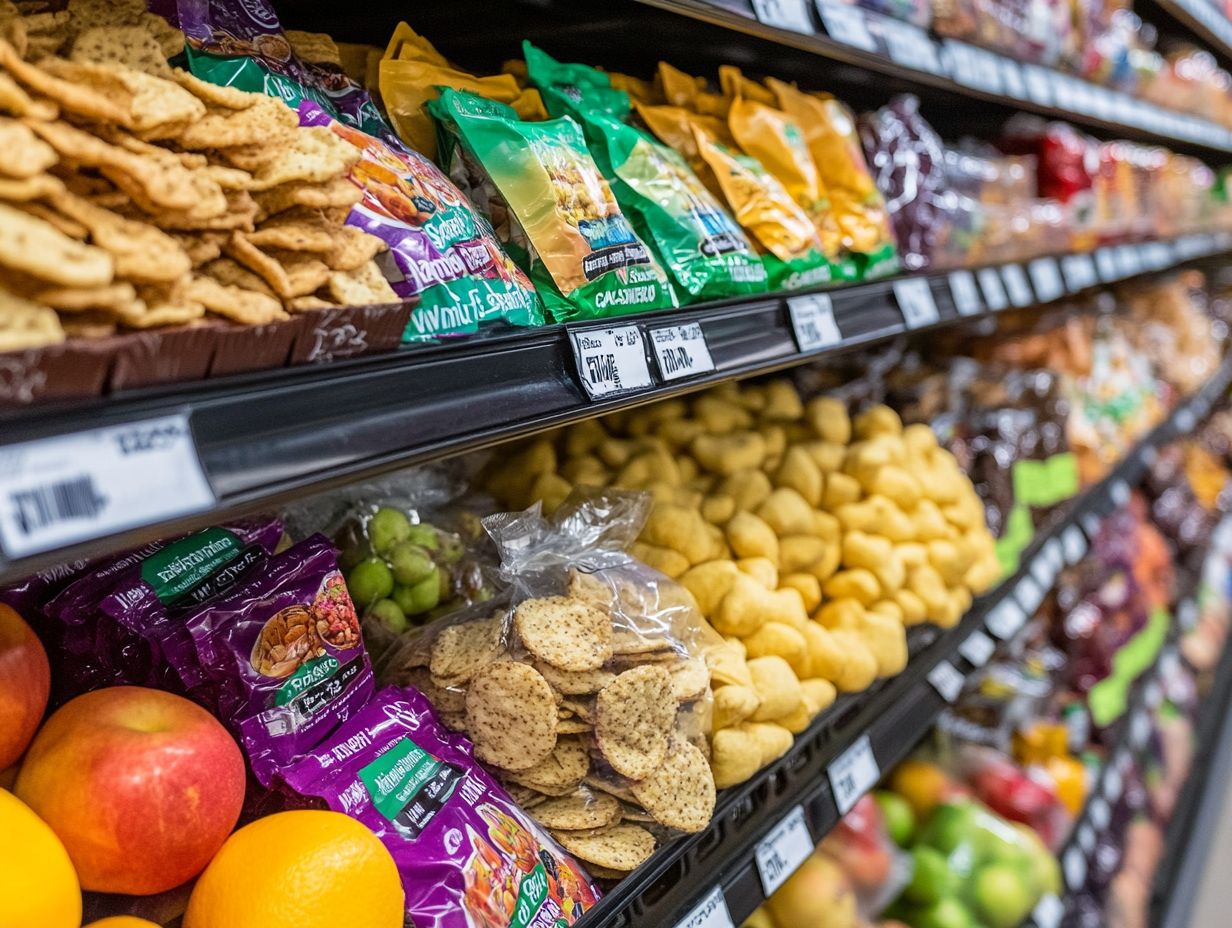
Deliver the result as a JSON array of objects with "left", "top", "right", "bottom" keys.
[
  {"left": 283, "top": 686, "right": 602, "bottom": 928},
  {"left": 379, "top": 490, "right": 719, "bottom": 880}
]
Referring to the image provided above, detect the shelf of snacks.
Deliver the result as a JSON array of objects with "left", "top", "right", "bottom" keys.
[{"left": 1150, "top": 0, "right": 1232, "bottom": 63}]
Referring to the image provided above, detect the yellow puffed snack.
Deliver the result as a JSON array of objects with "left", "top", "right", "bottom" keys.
[
  {"left": 561, "top": 455, "right": 608, "bottom": 487},
  {"left": 781, "top": 573, "right": 822, "bottom": 613},
  {"left": 742, "top": 908, "right": 777, "bottom": 928},
  {"left": 777, "top": 698, "right": 814, "bottom": 734},
  {"left": 908, "top": 564, "right": 950, "bottom": 617},
  {"left": 740, "top": 721, "right": 795, "bottom": 766},
  {"left": 903, "top": 422, "right": 939, "bottom": 456},
  {"left": 775, "top": 446, "right": 824, "bottom": 507},
  {"left": 823, "top": 472, "right": 863, "bottom": 510},
  {"left": 760, "top": 425, "right": 787, "bottom": 464},
  {"left": 806, "top": 396, "right": 851, "bottom": 444},
  {"left": 780, "top": 535, "right": 828, "bottom": 574},
  {"left": 692, "top": 432, "right": 768, "bottom": 475},
  {"left": 565, "top": 418, "right": 607, "bottom": 456},
  {"left": 801, "top": 439, "right": 846, "bottom": 474},
  {"left": 760, "top": 379, "right": 806, "bottom": 421},
  {"left": 618, "top": 451, "right": 683, "bottom": 489},
  {"left": 748, "top": 655, "right": 803, "bottom": 721},
  {"left": 800, "top": 677, "right": 837, "bottom": 715},
  {"left": 965, "top": 553, "right": 1002, "bottom": 594},
  {"left": 927, "top": 539, "right": 972, "bottom": 586},
  {"left": 829, "top": 630, "right": 878, "bottom": 692},
  {"left": 896, "top": 542, "right": 928, "bottom": 568},
  {"left": 706, "top": 638, "right": 754, "bottom": 686},
  {"left": 893, "top": 589, "right": 929, "bottom": 626},
  {"left": 813, "top": 511, "right": 841, "bottom": 543},
  {"left": 823, "top": 569, "right": 880, "bottom": 606},
  {"left": 814, "top": 598, "right": 864, "bottom": 631},
  {"left": 737, "top": 557, "right": 779, "bottom": 590},
  {"left": 694, "top": 394, "right": 754, "bottom": 433},
  {"left": 856, "top": 611, "right": 908, "bottom": 676},
  {"left": 727, "top": 511, "right": 780, "bottom": 564},
  {"left": 743, "top": 621, "right": 809, "bottom": 676},
  {"left": 842, "top": 531, "right": 894, "bottom": 572},
  {"left": 719, "top": 469, "right": 774, "bottom": 512},
  {"left": 757, "top": 488, "right": 817, "bottom": 536},
  {"left": 943, "top": 586, "right": 973, "bottom": 628},
  {"left": 801, "top": 621, "right": 848, "bottom": 680},
  {"left": 869, "top": 466, "right": 922, "bottom": 511},
  {"left": 597, "top": 437, "right": 635, "bottom": 469},
  {"left": 714, "top": 573, "right": 776, "bottom": 636},
  {"left": 869, "top": 600, "right": 904, "bottom": 622},
  {"left": 702, "top": 494, "right": 737, "bottom": 525},
  {"left": 657, "top": 418, "right": 707, "bottom": 451},
  {"left": 682, "top": 560, "right": 741, "bottom": 617},
  {"left": 710, "top": 726, "right": 763, "bottom": 788},
  {"left": 529, "top": 472, "right": 573, "bottom": 516},
  {"left": 912, "top": 500, "right": 951, "bottom": 541},
  {"left": 629, "top": 542, "right": 691, "bottom": 578},
  {"left": 713, "top": 683, "right": 762, "bottom": 729},
  {"left": 486, "top": 439, "right": 556, "bottom": 507},
  {"left": 641, "top": 502, "right": 715, "bottom": 565},
  {"left": 853, "top": 405, "right": 903, "bottom": 439}
]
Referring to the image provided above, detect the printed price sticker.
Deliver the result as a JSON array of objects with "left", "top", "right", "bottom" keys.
[
  {"left": 1095, "top": 248, "right": 1119, "bottom": 282},
  {"left": 977, "top": 267, "right": 1010, "bottom": 310},
  {"left": 829, "top": 734, "right": 880, "bottom": 814},
  {"left": 788, "top": 293, "right": 843, "bottom": 352},
  {"left": 881, "top": 20, "right": 941, "bottom": 73},
  {"left": 672, "top": 886, "right": 735, "bottom": 928},
  {"left": 0, "top": 414, "right": 214, "bottom": 559},
  {"left": 751, "top": 0, "right": 815, "bottom": 32},
  {"left": 755, "top": 806, "right": 815, "bottom": 895},
  {"left": 948, "top": 270, "right": 982, "bottom": 316},
  {"left": 1001, "top": 264, "right": 1034, "bottom": 307},
  {"left": 1063, "top": 846, "right": 1087, "bottom": 890},
  {"left": 1109, "top": 479, "right": 1130, "bottom": 507},
  {"left": 650, "top": 323, "right": 715, "bottom": 382},
  {"left": 1022, "top": 65, "right": 1054, "bottom": 105},
  {"left": 986, "top": 599, "right": 1027, "bottom": 640},
  {"left": 928, "top": 659, "right": 966, "bottom": 703},
  {"left": 1062, "top": 525, "right": 1088, "bottom": 564},
  {"left": 893, "top": 278, "right": 940, "bottom": 329},
  {"left": 1090, "top": 796, "right": 1111, "bottom": 831},
  {"left": 959, "top": 630, "right": 996, "bottom": 667},
  {"left": 1028, "top": 257, "right": 1064, "bottom": 302},
  {"left": 571, "top": 326, "right": 653, "bottom": 400},
  {"left": 1061, "top": 254, "right": 1097, "bottom": 291},
  {"left": 1033, "top": 894, "right": 1064, "bottom": 928},
  {"left": 817, "top": 1, "right": 877, "bottom": 49}
]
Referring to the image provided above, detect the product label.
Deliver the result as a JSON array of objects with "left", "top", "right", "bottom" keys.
[
  {"left": 276, "top": 656, "right": 340, "bottom": 707},
  {"left": 359, "top": 735, "right": 463, "bottom": 839},
  {"left": 141, "top": 528, "right": 244, "bottom": 604}
]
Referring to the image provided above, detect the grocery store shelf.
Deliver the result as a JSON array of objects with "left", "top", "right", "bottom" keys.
[
  {"left": 565, "top": 355, "right": 1232, "bottom": 928},
  {"left": 1, "top": 234, "right": 1226, "bottom": 585},
  {"left": 1149, "top": 0, "right": 1232, "bottom": 65}
]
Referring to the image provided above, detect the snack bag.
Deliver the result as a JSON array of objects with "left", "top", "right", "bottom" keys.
[
  {"left": 658, "top": 61, "right": 730, "bottom": 118},
  {"left": 186, "top": 534, "right": 375, "bottom": 786},
  {"left": 380, "top": 490, "right": 719, "bottom": 881},
  {"left": 283, "top": 686, "right": 602, "bottom": 928},
  {"left": 523, "top": 43, "right": 767, "bottom": 302},
  {"left": 431, "top": 89, "right": 678, "bottom": 322}
]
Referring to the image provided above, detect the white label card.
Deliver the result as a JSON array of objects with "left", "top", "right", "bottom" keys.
[
  {"left": 650, "top": 323, "right": 715, "bottom": 382},
  {"left": 1001, "top": 264, "right": 1034, "bottom": 307},
  {"left": 928, "top": 659, "right": 966, "bottom": 703},
  {"left": 1117, "top": 244, "right": 1141, "bottom": 277},
  {"left": 1090, "top": 796, "right": 1111, "bottom": 831},
  {"left": 1061, "top": 254, "right": 1097, "bottom": 291},
  {"left": 0, "top": 414, "right": 214, "bottom": 559},
  {"left": 1062, "top": 525, "right": 1088, "bottom": 565},
  {"left": 672, "top": 886, "right": 735, "bottom": 928},
  {"left": 1043, "top": 537, "right": 1064, "bottom": 573},
  {"left": 829, "top": 734, "right": 880, "bottom": 814},
  {"left": 1110, "top": 480, "right": 1130, "bottom": 507},
  {"left": 1033, "top": 894, "right": 1064, "bottom": 928},
  {"left": 948, "top": 270, "right": 982, "bottom": 316},
  {"left": 1022, "top": 65, "right": 1054, "bottom": 105},
  {"left": 880, "top": 20, "right": 941, "bottom": 73},
  {"left": 752, "top": 0, "right": 815, "bottom": 32},
  {"left": 1094, "top": 248, "right": 1119, "bottom": 282},
  {"left": 1063, "top": 846, "right": 1087, "bottom": 890},
  {"left": 1104, "top": 764, "right": 1123, "bottom": 802},
  {"left": 816, "top": 1, "right": 877, "bottom": 49},
  {"left": 1080, "top": 510, "right": 1102, "bottom": 539},
  {"left": 755, "top": 806, "right": 814, "bottom": 895},
  {"left": 1017, "top": 573, "right": 1046, "bottom": 613},
  {"left": 986, "top": 599, "right": 1027, "bottom": 640},
  {"left": 893, "top": 278, "right": 940, "bottom": 329},
  {"left": 1078, "top": 824, "right": 1096, "bottom": 854},
  {"left": 959, "top": 629, "right": 996, "bottom": 667},
  {"left": 999, "top": 58, "right": 1026, "bottom": 98},
  {"left": 788, "top": 293, "right": 843, "bottom": 352},
  {"left": 1131, "top": 712, "right": 1151, "bottom": 748},
  {"left": 1028, "top": 257, "right": 1064, "bottom": 302},
  {"left": 977, "top": 267, "right": 1010, "bottom": 310},
  {"left": 1176, "top": 406, "right": 1197, "bottom": 433},
  {"left": 570, "top": 326, "right": 654, "bottom": 400}
]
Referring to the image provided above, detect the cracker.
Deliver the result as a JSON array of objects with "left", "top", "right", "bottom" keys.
[
  {"left": 201, "top": 255, "right": 275, "bottom": 296},
  {"left": 557, "top": 718, "right": 592, "bottom": 735},
  {"left": 129, "top": 190, "right": 257, "bottom": 231},
  {"left": 184, "top": 274, "right": 287, "bottom": 325},
  {"left": 534, "top": 661, "right": 616, "bottom": 696},
  {"left": 35, "top": 281, "right": 136, "bottom": 311},
  {"left": 249, "top": 125, "right": 361, "bottom": 190},
  {"left": 70, "top": 26, "right": 173, "bottom": 78},
  {"left": 0, "top": 172, "right": 63, "bottom": 201},
  {"left": 0, "top": 285, "right": 63, "bottom": 350},
  {"left": 0, "top": 2, "right": 26, "bottom": 59},
  {"left": 465, "top": 661, "right": 557, "bottom": 772},
  {"left": 531, "top": 792, "right": 621, "bottom": 831},
  {"left": 667, "top": 657, "right": 709, "bottom": 702},
  {"left": 552, "top": 824, "right": 655, "bottom": 873},
  {"left": 114, "top": 286, "right": 204, "bottom": 328},
  {"left": 502, "top": 735, "right": 588, "bottom": 792},
  {"left": 217, "top": 142, "right": 280, "bottom": 173},
  {"left": 272, "top": 250, "right": 331, "bottom": 298},
  {"left": 611, "top": 629, "right": 675, "bottom": 655},
  {"left": 594, "top": 664, "right": 675, "bottom": 781},
  {"left": 173, "top": 233, "right": 222, "bottom": 267},
  {"left": 179, "top": 94, "right": 298, "bottom": 151},
  {"left": 514, "top": 595, "right": 613, "bottom": 672},
  {"left": 285, "top": 29, "right": 342, "bottom": 66},
  {"left": 113, "top": 67, "right": 205, "bottom": 129},
  {"left": 439, "top": 710, "right": 467, "bottom": 732},
  {"left": 170, "top": 68, "right": 256, "bottom": 110},
  {"left": 559, "top": 698, "right": 594, "bottom": 722},
  {"left": 13, "top": 200, "right": 84, "bottom": 238},
  {"left": 393, "top": 665, "right": 465, "bottom": 715},
  {"left": 583, "top": 774, "right": 637, "bottom": 804},
  {"left": 323, "top": 224, "right": 385, "bottom": 271},
  {"left": 23, "top": 30, "right": 63, "bottom": 58},
  {"left": 0, "top": 201, "right": 112, "bottom": 287},
  {"left": 202, "top": 164, "right": 256, "bottom": 191},
  {"left": 66, "top": 0, "right": 145, "bottom": 27},
  {"left": 429, "top": 617, "right": 504, "bottom": 686},
  {"left": 630, "top": 737, "right": 715, "bottom": 832},
  {"left": 139, "top": 12, "right": 183, "bottom": 59},
  {"left": 50, "top": 189, "right": 192, "bottom": 284},
  {"left": 0, "top": 71, "right": 57, "bottom": 119},
  {"left": 583, "top": 863, "right": 635, "bottom": 880},
  {"left": 57, "top": 311, "right": 114, "bottom": 339},
  {"left": 3, "top": 47, "right": 133, "bottom": 124},
  {"left": 505, "top": 784, "right": 549, "bottom": 810},
  {"left": 326, "top": 260, "right": 397, "bottom": 305},
  {"left": 254, "top": 175, "right": 363, "bottom": 216},
  {"left": 0, "top": 117, "right": 56, "bottom": 178},
  {"left": 287, "top": 295, "right": 335, "bottom": 312},
  {"left": 247, "top": 217, "right": 336, "bottom": 253}
]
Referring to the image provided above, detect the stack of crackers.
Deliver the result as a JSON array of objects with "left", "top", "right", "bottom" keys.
[
  {"left": 0, "top": 15, "right": 398, "bottom": 353},
  {"left": 388, "top": 570, "right": 718, "bottom": 881}
]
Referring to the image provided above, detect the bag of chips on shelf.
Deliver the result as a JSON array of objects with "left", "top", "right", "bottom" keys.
[
  {"left": 523, "top": 42, "right": 767, "bottom": 302},
  {"left": 431, "top": 88, "right": 678, "bottom": 322},
  {"left": 379, "top": 490, "right": 720, "bottom": 876},
  {"left": 283, "top": 685, "right": 602, "bottom": 928}
]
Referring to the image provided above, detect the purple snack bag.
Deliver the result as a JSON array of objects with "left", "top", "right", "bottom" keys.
[
  {"left": 282, "top": 686, "right": 601, "bottom": 928},
  {"left": 0, "top": 556, "right": 94, "bottom": 617},
  {"left": 187, "top": 534, "right": 374, "bottom": 786}
]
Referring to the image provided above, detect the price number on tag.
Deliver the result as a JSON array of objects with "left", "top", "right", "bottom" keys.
[
  {"left": 880, "top": 20, "right": 941, "bottom": 73},
  {"left": 927, "top": 659, "right": 966, "bottom": 703},
  {"left": 570, "top": 326, "right": 653, "bottom": 400},
  {"left": 1028, "top": 257, "right": 1064, "bottom": 302},
  {"left": 1063, "top": 846, "right": 1087, "bottom": 890},
  {"left": 1095, "top": 248, "right": 1119, "bottom": 282},
  {"left": 1090, "top": 796, "right": 1111, "bottom": 831},
  {"left": 893, "top": 278, "right": 940, "bottom": 329},
  {"left": 650, "top": 323, "right": 715, "bottom": 382},
  {"left": 1033, "top": 894, "right": 1064, "bottom": 928},
  {"left": 673, "top": 886, "right": 735, "bottom": 928},
  {"left": 755, "top": 806, "right": 814, "bottom": 895},
  {"left": 0, "top": 414, "right": 215, "bottom": 559},
  {"left": 1061, "top": 254, "right": 1097, "bottom": 291},
  {"left": 751, "top": 0, "right": 815, "bottom": 32},
  {"left": 977, "top": 267, "right": 1010, "bottom": 310},
  {"left": 788, "top": 293, "right": 842, "bottom": 352},
  {"left": 1062, "top": 525, "right": 1088, "bottom": 564},
  {"left": 986, "top": 599, "right": 1027, "bottom": 640},
  {"left": 1001, "top": 264, "right": 1034, "bottom": 307},
  {"left": 816, "top": 1, "right": 877, "bottom": 49},
  {"left": 948, "top": 270, "right": 982, "bottom": 316},
  {"left": 959, "top": 630, "right": 996, "bottom": 667},
  {"left": 829, "top": 734, "right": 880, "bottom": 814}
]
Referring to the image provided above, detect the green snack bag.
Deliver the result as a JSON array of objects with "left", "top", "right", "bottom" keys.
[
  {"left": 430, "top": 88, "right": 678, "bottom": 322},
  {"left": 523, "top": 42, "right": 767, "bottom": 303}
]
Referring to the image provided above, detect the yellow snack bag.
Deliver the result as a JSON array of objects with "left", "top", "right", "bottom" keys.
[
  {"left": 607, "top": 70, "right": 659, "bottom": 104},
  {"left": 658, "top": 61, "right": 729, "bottom": 118},
  {"left": 384, "top": 21, "right": 450, "bottom": 66},
  {"left": 718, "top": 65, "right": 777, "bottom": 107}
]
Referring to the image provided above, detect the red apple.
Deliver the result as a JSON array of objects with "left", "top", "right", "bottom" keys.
[
  {"left": 0, "top": 603, "right": 50, "bottom": 769},
  {"left": 14, "top": 686, "right": 245, "bottom": 895}
]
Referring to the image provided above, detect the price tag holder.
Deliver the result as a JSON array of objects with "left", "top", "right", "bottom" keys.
[
  {"left": 1090, "top": 796, "right": 1111, "bottom": 831},
  {"left": 1001, "top": 264, "right": 1034, "bottom": 307},
  {"left": 672, "top": 886, "right": 735, "bottom": 928},
  {"left": 755, "top": 806, "right": 815, "bottom": 895},
  {"left": 986, "top": 599, "right": 1027, "bottom": 640},
  {"left": 650, "top": 323, "right": 715, "bottom": 382},
  {"left": 570, "top": 326, "right": 654, "bottom": 400},
  {"left": 751, "top": 0, "right": 815, "bottom": 32},
  {"left": 788, "top": 293, "right": 843, "bottom": 353},
  {"left": 0, "top": 414, "right": 215, "bottom": 559},
  {"left": 829, "top": 734, "right": 881, "bottom": 815},
  {"left": 1028, "top": 257, "right": 1064, "bottom": 302},
  {"left": 893, "top": 278, "right": 940, "bottom": 329},
  {"left": 1061, "top": 254, "right": 1097, "bottom": 291},
  {"left": 1063, "top": 846, "right": 1087, "bottom": 890},
  {"left": 1176, "top": 406, "right": 1197, "bottom": 433},
  {"left": 1062, "top": 525, "right": 1088, "bottom": 564},
  {"left": 959, "top": 629, "right": 996, "bottom": 667},
  {"left": 1033, "top": 894, "right": 1064, "bottom": 928},
  {"left": 816, "top": 1, "right": 877, "bottom": 49},
  {"left": 948, "top": 270, "right": 982, "bottom": 316},
  {"left": 880, "top": 19, "right": 942, "bottom": 73},
  {"left": 928, "top": 659, "right": 966, "bottom": 703},
  {"left": 1095, "top": 248, "right": 1119, "bottom": 282}
]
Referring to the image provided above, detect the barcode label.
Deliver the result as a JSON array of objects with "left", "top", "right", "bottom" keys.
[
  {"left": 977, "top": 267, "right": 1010, "bottom": 310},
  {"left": 1017, "top": 573, "right": 1046, "bottom": 613},
  {"left": 893, "top": 278, "right": 940, "bottom": 329},
  {"left": 928, "top": 659, "right": 965, "bottom": 703},
  {"left": 828, "top": 734, "right": 880, "bottom": 814},
  {"left": 570, "top": 326, "right": 654, "bottom": 400},
  {"left": 948, "top": 270, "right": 982, "bottom": 316},
  {"left": 650, "top": 323, "right": 715, "bottom": 381},
  {"left": 0, "top": 414, "right": 214, "bottom": 559},
  {"left": 755, "top": 806, "right": 814, "bottom": 895},
  {"left": 752, "top": 0, "right": 815, "bottom": 32},
  {"left": 1110, "top": 480, "right": 1130, "bottom": 507},
  {"left": 672, "top": 886, "right": 735, "bottom": 928},
  {"left": 880, "top": 20, "right": 941, "bottom": 73},
  {"left": 788, "top": 293, "right": 842, "bottom": 352}
]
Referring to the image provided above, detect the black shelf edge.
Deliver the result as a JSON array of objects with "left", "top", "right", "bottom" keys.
[
  {"left": 565, "top": 353, "right": 1232, "bottom": 928},
  {"left": 632, "top": 0, "right": 1232, "bottom": 154},
  {"left": 1, "top": 233, "right": 1227, "bottom": 585}
]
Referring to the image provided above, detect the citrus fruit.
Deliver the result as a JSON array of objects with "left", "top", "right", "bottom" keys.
[
  {"left": 84, "top": 918, "right": 164, "bottom": 927},
  {"left": 0, "top": 787, "right": 81, "bottom": 928},
  {"left": 183, "top": 810, "right": 403, "bottom": 928}
]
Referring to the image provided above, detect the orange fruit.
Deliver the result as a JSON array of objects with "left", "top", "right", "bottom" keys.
[
  {"left": 0, "top": 787, "right": 80, "bottom": 928},
  {"left": 889, "top": 759, "right": 953, "bottom": 819},
  {"left": 183, "top": 810, "right": 403, "bottom": 928},
  {"left": 84, "top": 919, "right": 163, "bottom": 928}
]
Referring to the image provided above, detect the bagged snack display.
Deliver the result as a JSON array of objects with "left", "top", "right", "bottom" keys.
[
  {"left": 284, "top": 686, "right": 601, "bottom": 928},
  {"left": 523, "top": 43, "right": 767, "bottom": 302},
  {"left": 431, "top": 88, "right": 678, "bottom": 322},
  {"left": 381, "top": 490, "right": 720, "bottom": 874}
]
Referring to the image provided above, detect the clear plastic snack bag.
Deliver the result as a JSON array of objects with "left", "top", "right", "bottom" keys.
[{"left": 380, "top": 489, "right": 720, "bottom": 880}]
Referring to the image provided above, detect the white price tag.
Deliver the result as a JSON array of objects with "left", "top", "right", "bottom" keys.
[
  {"left": 1033, "top": 894, "right": 1064, "bottom": 928},
  {"left": 999, "top": 57, "right": 1026, "bottom": 98},
  {"left": 1078, "top": 824, "right": 1096, "bottom": 854},
  {"left": 977, "top": 267, "right": 1010, "bottom": 310},
  {"left": 1062, "top": 525, "right": 1088, "bottom": 565},
  {"left": 0, "top": 414, "right": 214, "bottom": 559},
  {"left": 1017, "top": 573, "right": 1046, "bottom": 613},
  {"left": 1141, "top": 444, "right": 1159, "bottom": 468},
  {"left": 893, "top": 278, "right": 940, "bottom": 329},
  {"left": 948, "top": 270, "right": 983, "bottom": 316},
  {"left": 672, "top": 886, "right": 735, "bottom": 928},
  {"left": 828, "top": 734, "right": 880, "bottom": 814},
  {"left": 1022, "top": 65, "right": 1054, "bottom": 105},
  {"left": 751, "top": 0, "right": 815, "bottom": 32},
  {"left": 1061, "top": 254, "right": 1097, "bottom": 291},
  {"left": 816, "top": 1, "right": 877, "bottom": 49},
  {"left": 986, "top": 599, "right": 1027, "bottom": 640},
  {"left": 1028, "top": 257, "right": 1064, "bottom": 302},
  {"left": 1109, "top": 479, "right": 1130, "bottom": 507},
  {"left": 1117, "top": 244, "right": 1141, "bottom": 277},
  {"left": 650, "top": 322, "right": 715, "bottom": 382},
  {"left": 1104, "top": 764, "right": 1123, "bottom": 802},
  {"left": 755, "top": 806, "right": 815, "bottom": 895},
  {"left": 959, "top": 629, "right": 996, "bottom": 667},
  {"left": 928, "top": 659, "right": 966, "bottom": 703},
  {"left": 1095, "top": 248, "right": 1119, "bottom": 282},
  {"left": 1001, "top": 264, "right": 1034, "bottom": 307},
  {"left": 1176, "top": 406, "right": 1197, "bottom": 433},
  {"left": 1090, "top": 796, "right": 1111, "bottom": 831},
  {"left": 788, "top": 293, "right": 843, "bottom": 352},
  {"left": 1043, "top": 536, "right": 1064, "bottom": 573},
  {"left": 1063, "top": 846, "right": 1087, "bottom": 890},
  {"left": 570, "top": 326, "right": 653, "bottom": 400},
  {"left": 1080, "top": 511, "right": 1102, "bottom": 539},
  {"left": 880, "top": 20, "right": 942, "bottom": 73},
  {"left": 1051, "top": 74, "right": 1076, "bottom": 109},
  {"left": 1131, "top": 712, "right": 1151, "bottom": 748}
]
